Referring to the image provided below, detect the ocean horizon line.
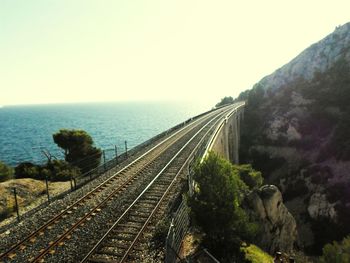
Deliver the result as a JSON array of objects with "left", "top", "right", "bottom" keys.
[{"left": 0, "top": 99, "right": 216, "bottom": 108}]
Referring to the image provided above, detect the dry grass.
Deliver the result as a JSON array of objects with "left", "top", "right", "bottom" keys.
[
  {"left": 0, "top": 178, "right": 71, "bottom": 227},
  {"left": 178, "top": 231, "right": 203, "bottom": 259}
]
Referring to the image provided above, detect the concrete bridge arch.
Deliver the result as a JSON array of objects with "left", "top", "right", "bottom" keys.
[{"left": 207, "top": 103, "right": 244, "bottom": 164}]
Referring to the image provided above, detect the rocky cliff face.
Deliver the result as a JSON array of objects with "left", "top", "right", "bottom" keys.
[
  {"left": 259, "top": 23, "right": 350, "bottom": 91},
  {"left": 238, "top": 22, "right": 350, "bottom": 254},
  {"left": 244, "top": 185, "right": 297, "bottom": 254}
]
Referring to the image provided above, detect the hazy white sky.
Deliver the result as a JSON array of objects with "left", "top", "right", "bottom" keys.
[{"left": 1, "top": 0, "right": 349, "bottom": 106}]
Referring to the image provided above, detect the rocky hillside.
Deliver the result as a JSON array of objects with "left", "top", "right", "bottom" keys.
[
  {"left": 259, "top": 23, "right": 350, "bottom": 90},
  {"left": 244, "top": 185, "right": 297, "bottom": 254},
  {"left": 238, "top": 22, "right": 350, "bottom": 255}
]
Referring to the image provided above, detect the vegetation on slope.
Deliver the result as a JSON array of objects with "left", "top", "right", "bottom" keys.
[
  {"left": 0, "top": 161, "right": 14, "bottom": 182},
  {"left": 320, "top": 235, "right": 350, "bottom": 263},
  {"left": 240, "top": 244, "right": 273, "bottom": 263},
  {"left": 239, "top": 59, "right": 350, "bottom": 164},
  {"left": 14, "top": 160, "right": 81, "bottom": 181},
  {"left": 215, "top": 96, "right": 234, "bottom": 107},
  {"left": 0, "top": 129, "right": 102, "bottom": 222},
  {"left": 236, "top": 57, "right": 350, "bottom": 255},
  {"left": 53, "top": 129, "right": 102, "bottom": 173},
  {"left": 188, "top": 152, "right": 263, "bottom": 261},
  {"left": 1, "top": 129, "right": 102, "bottom": 183},
  {"left": 0, "top": 178, "right": 71, "bottom": 222}
]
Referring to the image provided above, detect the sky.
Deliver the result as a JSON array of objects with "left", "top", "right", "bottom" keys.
[{"left": 1, "top": 1, "right": 349, "bottom": 106}]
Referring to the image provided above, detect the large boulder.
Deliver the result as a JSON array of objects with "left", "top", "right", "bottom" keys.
[
  {"left": 307, "top": 192, "right": 337, "bottom": 220},
  {"left": 244, "top": 185, "right": 297, "bottom": 254}
]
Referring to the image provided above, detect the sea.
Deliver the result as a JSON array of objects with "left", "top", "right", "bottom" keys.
[{"left": 0, "top": 101, "right": 212, "bottom": 167}]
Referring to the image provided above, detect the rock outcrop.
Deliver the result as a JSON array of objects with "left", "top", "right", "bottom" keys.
[
  {"left": 244, "top": 185, "right": 297, "bottom": 254},
  {"left": 238, "top": 21, "right": 350, "bottom": 253},
  {"left": 307, "top": 192, "right": 337, "bottom": 220},
  {"left": 259, "top": 22, "right": 350, "bottom": 91}
]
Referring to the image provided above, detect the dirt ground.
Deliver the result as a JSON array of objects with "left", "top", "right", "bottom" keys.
[{"left": 0, "top": 178, "right": 71, "bottom": 227}]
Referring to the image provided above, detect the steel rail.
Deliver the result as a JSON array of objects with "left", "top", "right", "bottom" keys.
[
  {"left": 0, "top": 106, "right": 227, "bottom": 261},
  {"left": 119, "top": 109, "right": 226, "bottom": 262},
  {"left": 31, "top": 107, "right": 231, "bottom": 263},
  {"left": 80, "top": 106, "right": 230, "bottom": 263},
  {"left": 27, "top": 109, "right": 228, "bottom": 263},
  {"left": 202, "top": 102, "right": 245, "bottom": 161}
]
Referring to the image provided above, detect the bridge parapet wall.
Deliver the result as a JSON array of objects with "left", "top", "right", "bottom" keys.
[
  {"left": 165, "top": 102, "right": 245, "bottom": 263},
  {"left": 205, "top": 103, "right": 244, "bottom": 164}
]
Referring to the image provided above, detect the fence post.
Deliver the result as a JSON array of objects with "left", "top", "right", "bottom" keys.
[
  {"left": 165, "top": 219, "right": 175, "bottom": 263},
  {"left": 188, "top": 170, "right": 192, "bottom": 197},
  {"left": 115, "top": 145, "right": 118, "bottom": 165},
  {"left": 13, "top": 187, "right": 20, "bottom": 222},
  {"left": 45, "top": 176, "right": 50, "bottom": 202},
  {"left": 70, "top": 177, "right": 74, "bottom": 191},
  {"left": 125, "top": 141, "right": 128, "bottom": 158},
  {"left": 103, "top": 150, "right": 106, "bottom": 171}
]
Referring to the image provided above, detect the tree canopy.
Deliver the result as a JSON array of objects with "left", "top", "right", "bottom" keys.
[
  {"left": 233, "top": 164, "right": 263, "bottom": 189},
  {"left": 321, "top": 235, "right": 350, "bottom": 263},
  {"left": 0, "top": 161, "right": 14, "bottom": 182},
  {"left": 215, "top": 96, "right": 234, "bottom": 108},
  {"left": 15, "top": 162, "right": 41, "bottom": 179},
  {"left": 53, "top": 129, "right": 102, "bottom": 173},
  {"left": 189, "top": 152, "right": 259, "bottom": 260}
]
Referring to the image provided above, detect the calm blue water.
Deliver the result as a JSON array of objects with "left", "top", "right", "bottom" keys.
[{"left": 0, "top": 101, "right": 211, "bottom": 167}]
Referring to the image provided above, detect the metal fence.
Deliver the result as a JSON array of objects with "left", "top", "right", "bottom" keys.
[
  {"left": 1, "top": 105, "right": 229, "bottom": 232},
  {"left": 165, "top": 199, "right": 190, "bottom": 263},
  {"left": 165, "top": 104, "right": 245, "bottom": 263},
  {"left": 164, "top": 120, "right": 215, "bottom": 263}
]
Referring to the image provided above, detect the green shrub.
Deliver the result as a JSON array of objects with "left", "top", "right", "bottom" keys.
[
  {"left": 241, "top": 244, "right": 273, "bottom": 263},
  {"left": 53, "top": 129, "right": 102, "bottom": 173},
  {"left": 189, "top": 152, "right": 258, "bottom": 259},
  {"left": 246, "top": 150, "right": 286, "bottom": 179},
  {"left": 320, "top": 235, "right": 350, "bottom": 263},
  {"left": 0, "top": 205, "right": 14, "bottom": 221},
  {"left": 15, "top": 162, "right": 42, "bottom": 179},
  {"left": 233, "top": 164, "right": 263, "bottom": 189},
  {"left": 14, "top": 160, "right": 80, "bottom": 181},
  {"left": 48, "top": 160, "right": 81, "bottom": 181},
  {"left": 151, "top": 217, "right": 171, "bottom": 249},
  {"left": 216, "top": 96, "right": 234, "bottom": 107},
  {"left": 0, "top": 161, "right": 14, "bottom": 182},
  {"left": 310, "top": 217, "right": 346, "bottom": 255}
]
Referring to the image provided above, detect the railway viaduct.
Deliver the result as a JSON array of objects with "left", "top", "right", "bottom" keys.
[
  {"left": 204, "top": 102, "right": 245, "bottom": 164},
  {"left": 166, "top": 102, "right": 245, "bottom": 262},
  {"left": 0, "top": 102, "right": 246, "bottom": 263}
]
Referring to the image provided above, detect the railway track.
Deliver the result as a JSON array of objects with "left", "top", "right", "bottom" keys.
[
  {"left": 80, "top": 109, "right": 222, "bottom": 263},
  {"left": 0, "top": 105, "right": 234, "bottom": 263}
]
